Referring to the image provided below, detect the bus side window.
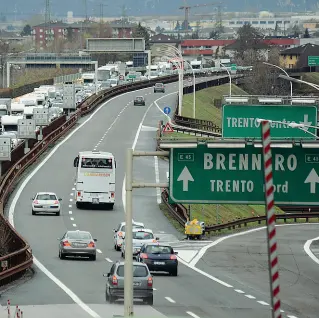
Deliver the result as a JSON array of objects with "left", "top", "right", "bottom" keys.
[{"left": 73, "top": 156, "right": 79, "bottom": 167}]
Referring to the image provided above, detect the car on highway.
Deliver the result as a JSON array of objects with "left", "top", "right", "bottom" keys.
[
  {"left": 133, "top": 96, "right": 145, "bottom": 106},
  {"left": 103, "top": 260, "right": 153, "bottom": 304},
  {"left": 58, "top": 230, "right": 97, "bottom": 260},
  {"left": 31, "top": 192, "right": 62, "bottom": 216},
  {"left": 137, "top": 242, "right": 178, "bottom": 276},
  {"left": 121, "top": 228, "right": 159, "bottom": 258},
  {"left": 113, "top": 221, "right": 144, "bottom": 251},
  {"left": 153, "top": 83, "right": 165, "bottom": 93}
]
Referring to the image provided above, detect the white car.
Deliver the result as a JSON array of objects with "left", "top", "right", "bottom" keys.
[
  {"left": 31, "top": 192, "right": 62, "bottom": 216},
  {"left": 113, "top": 221, "right": 144, "bottom": 251},
  {"left": 121, "top": 228, "right": 159, "bottom": 258}
]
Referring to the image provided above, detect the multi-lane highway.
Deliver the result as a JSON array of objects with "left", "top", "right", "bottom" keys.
[{"left": 1, "top": 76, "right": 318, "bottom": 318}]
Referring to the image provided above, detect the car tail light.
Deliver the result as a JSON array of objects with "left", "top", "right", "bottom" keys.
[
  {"left": 140, "top": 253, "right": 148, "bottom": 259},
  {"left": 33, "top": 200, "right": 38, "bottom": 204},
  {"left": 54, "top": 200, "right": 59, "bottom": 204},
  {"left": 112, "top": 275, "right": 118, "bottom": 285},
  {"left": 147, "top": 277, "right": 153, "bottom": 287},
  {"left": 170, "top": 255, "right": 177, "bottom": 260},
  {"left": 111, "top": 192, "right": 115, "bottom": 198},
  {"left": 88, "top": 241, "right": 95, "bottom": 248},
  {"left": 77, "top": 191, "right": 82, "bottom": 197},
  {"left": 63, "top": 241, "right": 71, "bottom": 247},
  {"left": 118, "top": 232, "right": 123, "bottom": 237}
]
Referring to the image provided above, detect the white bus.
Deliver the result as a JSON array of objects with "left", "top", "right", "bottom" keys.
[{"left": 73, "top": 151, "right": 116, "bottom": 209}]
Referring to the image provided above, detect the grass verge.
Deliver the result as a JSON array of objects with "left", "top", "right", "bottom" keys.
[{"left": 181, "top": 83, "right": 248, "bottom": 127}]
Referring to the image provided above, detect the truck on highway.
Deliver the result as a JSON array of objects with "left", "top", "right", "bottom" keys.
[{"left": 73, "top": 151, "right": 116, "bottom": 210}]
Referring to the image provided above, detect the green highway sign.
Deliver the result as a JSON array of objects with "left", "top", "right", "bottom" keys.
[
  {"left": 231, "top": 64, "right": 237, "bottom": 71},
  {"left": 308, "top": 56, "right": 319, "bottom": 66},
  {"left": 127, "top": 74, "right": 136, "bottom": 79},
  {"left": 222, "top": 105, "right": 317, "bottom": 139},
  {"left": 169, "top": 144, "right": 319, "bottom": 205}
]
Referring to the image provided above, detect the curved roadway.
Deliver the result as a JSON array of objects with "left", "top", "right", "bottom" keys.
[
  {"left": 195, "top": 224, "right": 319, "bottom": 318},
  {"left": 1, "top": 76, "right": 271, "bottom": 318}
]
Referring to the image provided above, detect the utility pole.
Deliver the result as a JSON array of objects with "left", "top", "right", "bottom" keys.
[{"left": 215, "top": 5, "right": 223, "bottom": 36}]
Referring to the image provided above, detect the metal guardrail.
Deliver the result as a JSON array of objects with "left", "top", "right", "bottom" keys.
[
  {"left": 0, "top": 72, "right": 187, "bottom": 286},
  {"left": 161, "top": 189, "right": 319, "bottom": 233}
]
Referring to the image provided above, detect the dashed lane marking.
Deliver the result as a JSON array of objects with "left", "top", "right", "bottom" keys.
[
  {"left": 70, "top": 217, "right": 74, "bottom": 221},
  {"left": 96, "top": 249, "right": 102, "bottom": 254},
  {"left": 186, "top": 312, "right": 200, "bottom": 318},
  {"left": 165, "top": 297, "right": 176, "bottom": 303},
  {"left": 69, "top": 199, "right": 73, "bottom": 202},
  {"left": 105, "top": 258, "right": 113, "bottom": 263},
  {"left": 245, "top": 295, "right": 256, "bottom": 299},
  {"left": 72, "top": 224, "right": 77, "bottom": 227},
  {"left": 257, "top": 301, "right": 269, "bottom": 306},
  {"left": 69, "top": 211, "right": 72, "bottom": 214},
  {"left": 234, "top": 290, "right": 245, "bottom": 294},
  {"left": 69, "top": 205, "right": 72, "bottom": 208}
]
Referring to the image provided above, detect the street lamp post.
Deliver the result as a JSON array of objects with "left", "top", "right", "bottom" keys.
[
  {"left": 256, "top": 118, "right": 319, "bottom": 139},
  {"left": 164, "top": 56, "right": 196, "bottom": 118},
  {"left": 156, "top": 44, "right": 184, "bottom": 115},
  {"left": 263, "top": 62, "right": 293, "bottom": 104},
  {"left": 220, "top": 62, "right": 232, "bottom": 96},
  {"left": 278, "top": 74, "right": 319, "bottom": 91}
]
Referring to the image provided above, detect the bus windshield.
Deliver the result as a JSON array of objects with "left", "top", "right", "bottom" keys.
[{"left": 80, "top": 158, "right": 112, "bottom": 169}]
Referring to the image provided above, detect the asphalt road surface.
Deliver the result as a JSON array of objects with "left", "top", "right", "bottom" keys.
[
  {"left": 0, "top": 76, "right": 279, "bottom": 318},
  {"left": 195, "top": 224, "right": 319, "bottom": 318}
]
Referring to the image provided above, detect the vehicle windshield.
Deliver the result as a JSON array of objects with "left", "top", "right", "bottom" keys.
[
  {"left": 120, "top": 225, "right": 144, "bottom": 232},
  {"left": 0, "top": 110, "right": 7, "bottom": 115},
  {"left": 136, "top": 97, "right": 143, "bottom": 101},
  {"left": 155, "top": 84, "right": 163, "bottom": 87},
  {"left": 81, "top": 158, "right": 113, "bottom": 169},
  {"left": 67, "top": 232, "right": 91, "bottom": 240},
  {"left": 145, "top": 245, "right": 173, "bottom": 254},
  {"left": 117, "top": 265, "right": 148, "bottom": 277},
  {"left": 36, "top": 194, "right": 57, "bottom": 200},
  {"left": 133, "top": 231, "right": 154, "bottom": 240}
]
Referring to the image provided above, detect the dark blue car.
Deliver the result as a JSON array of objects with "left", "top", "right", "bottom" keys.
[{"left": 137, "top": 243, "right": 178, "bottom": 276}]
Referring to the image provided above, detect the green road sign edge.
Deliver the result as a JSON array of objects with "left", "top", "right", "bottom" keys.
[
  {"left": 169, "top": 148, "right": 319, "bottom": 206},
  {"left": 221, "top": 104, "right": 318, "bottom": 138}
]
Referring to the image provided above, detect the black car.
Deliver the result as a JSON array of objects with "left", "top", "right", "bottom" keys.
[
  {"left": 134, "top": 96, "right": 145, "bottom": 106},
  {"left": 154, "top": 83, "right": 165, "bottom": 93},
  {"left": 137, "top": 243, "right": 178, "bottom": 276}
]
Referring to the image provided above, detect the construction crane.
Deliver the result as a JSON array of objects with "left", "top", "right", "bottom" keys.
[
  {"left": 194, "top": 3, "right": 224, "bottom": 34},
  {"left": 179, "top": 2, "right": 223, "bottom": 31}
]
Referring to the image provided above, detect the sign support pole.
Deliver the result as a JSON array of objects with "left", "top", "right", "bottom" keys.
[
  {"left": 38, "top": 127, "right": 43, "bottom": 141},
  {"left": 24, "top": 140, "right": 30, "bottom": 154},
  {"left": 261, "top": 120, "right": 281, "bottom": 318},
  {"left": 124, "top": 149, "right": 169, "bottom": 317}
]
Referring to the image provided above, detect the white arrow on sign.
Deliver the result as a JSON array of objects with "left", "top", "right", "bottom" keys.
[
  {"left": 304, "top": 168, "right": 319, "bottom": 193},
  {"left": 177, "top": 166, "right": 194, "bottom": 191},
  {"left": 299, "top": 114, "right": 312, "bottom": 131}
]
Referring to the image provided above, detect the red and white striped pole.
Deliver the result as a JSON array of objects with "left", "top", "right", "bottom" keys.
[{"left": 261, "top": 120, "right": 281, "bottom": 318}]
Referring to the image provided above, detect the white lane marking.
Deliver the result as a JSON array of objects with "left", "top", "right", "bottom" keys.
[
  {"left": 74, "top": 183, "right": 76, "bottom": 186},
  {"left": 234, "top": 289, "right": 245, "bottom": 294},
  {"left": 69, "top": 199, "right": 73, "bottom": 202},
  {"left": 96, "top": 249, "right": 102, "bottom": 254},
  {"left": 122, "top": 91, "right": 178, "bottom": 215},
  {"left": 73, "top": 224, "right": 77, "bottom": 227},
  {"left": 186, "top": 312, "right": 200, "bottom": 318},
  {"left": 70, "top": 193, "right": 74, "bottom": 196},
  {"left": 177, "top": 257, "right": 233, "bottom": 288},
  {"left": 154, "top": 156, "right": 161, "bottom": 204},
  {"left": 72, "top": 188, "right": 75, "bottom": 191},
  {"left": 153, "top": 288, "right": 157, "bottom": 291},
  {"left": 69, "top": 205, "right": 72, "bottom": 208},
  {"left": 257, "top": 301, "right": 269, "bottom": 306},
  {"left": 165, "top": 297, "right": 176, "bottom": 303},
  {"left": 69, "top": 211, "right": 72, "bottom": 214},
  {"left": 70, "top": 217, "right": 74, "bottom": 221},
  {"left": 190, "top": 223, "right": 319, "bottom": 267},
  {"left": 245, "top": 295, "right": 256, "bottom": 299},
  {"left": 304, "top": 236, "right": 319, "bottom": 265},
  {"left": 105, "top": 258, "right": 113, "bottom": 262},
  {"left": 287, "top": 316, "right": 298, "bottom": 318}
]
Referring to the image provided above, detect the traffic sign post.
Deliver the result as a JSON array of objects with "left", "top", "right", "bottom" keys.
[
  {"left": 308, "top": 56, "right": 319, "bottom": 67},
  {"left": 33, "top": 107, "right": 49, "bottom": 141},
  {"left": 17, "top": 119, "right": 36, "bottom": 154},
  {"left": 231, "top": 64, "right": 237, "bottom": 74},
  {"left": 163, "top": 122, "right": 174, "bottom": 133},
  {"left": 222, "top": 104, "right": 317, "bottom": 139},
  {"left": 119, "top": 74, "right": 124, "bottom": 81},
  {"left": 168, "top": 141, "right": 319, "bottom": 205}
]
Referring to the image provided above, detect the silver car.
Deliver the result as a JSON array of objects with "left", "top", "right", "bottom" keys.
[
  {"left": 31, "top": 192, "right": 62, "bottom": 216},
  {"left": 58, "top": 230, "right": 97, "bottom": 260},
  {"left": 103, "top": 261, "right": 153, "bottom": 304}
]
